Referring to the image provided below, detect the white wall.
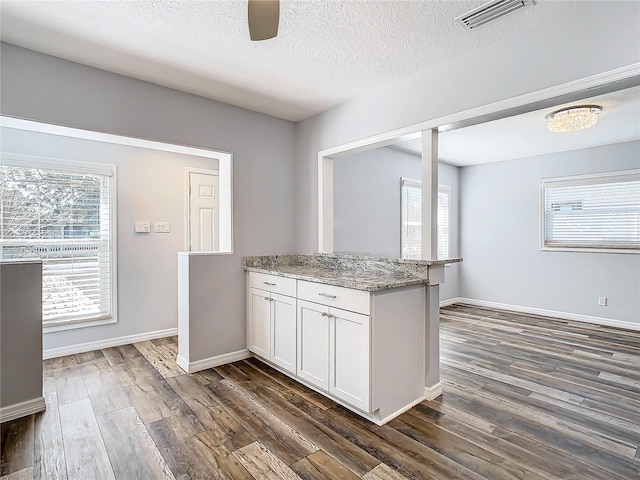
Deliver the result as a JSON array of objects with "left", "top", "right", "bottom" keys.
[
  {"left": 459, "top": 141, "right": 640, "bottom": 326},
  {"left": 1, "top": 43, "right": 297, "bottom": 357},
  {"left": 332, "top": 147, "right": 460, "bottom": 301},
  {"left": 295, "top": 1, "right": 640, "bottom": 254}
]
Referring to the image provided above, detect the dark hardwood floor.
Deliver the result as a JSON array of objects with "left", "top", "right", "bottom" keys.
[{"left": 2, "top": 304, "right": 639, "bottom": 479}]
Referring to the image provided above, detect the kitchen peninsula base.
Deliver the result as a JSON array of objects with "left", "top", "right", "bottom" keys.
[{"left": 244, "top": 254, "right": 461, "bottom": 425}]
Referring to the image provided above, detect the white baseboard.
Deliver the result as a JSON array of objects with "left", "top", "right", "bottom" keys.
[
  {"left": 453, "top": 298, "right": 640, "bottom": 332},
  {"left": 424, "top": 382, "right": 443, "bottom": 401},
  {"left": 1, "top": 397, "right": 46, "bottom": 423},
  {"left": 177, "top": 349, "right": 251, "bottom": 374},
  {"left": 376, "top": 395, "right": 426, "bottom": 426},
  {"left": 176, "top": 354, "right": 190, "bottom": 373},
  {"left": 43, "top": 327, "right": 178, "bottom": 359},
  {"left": 439, "top": 297, "right": 462, "bottom": 308}
]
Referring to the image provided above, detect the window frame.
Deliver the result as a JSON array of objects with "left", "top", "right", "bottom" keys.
[
  {"left": 400, "top": 177, "right": 451, "bottom": 260},
  {"left": 1, "top": 152, "right": 118, "bottom": 332},
  {"left": 540, "top": 169, "right": 640, "bottom": 255}
]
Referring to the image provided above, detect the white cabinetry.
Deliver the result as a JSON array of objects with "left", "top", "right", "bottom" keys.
[
  {"left": 247, "top": 274, "right": 296, "bottom": 374},
  {"left": 247, "top": 271, "right": 425, "bottom": 425},
  {"left": 297, "top": 279, "right": 371, "bottom": 412},
  {"left": 248, "top": 287, "right": 271, "bottom": 358},
  {"left": 271, "top": 293, "right": 297, "bottom": 372},
  {"left": 331, "top": 307, "right": 370, "bottom": 411},
  {"left": 297, "top": 300, "right": 330, "bottom": 389}
]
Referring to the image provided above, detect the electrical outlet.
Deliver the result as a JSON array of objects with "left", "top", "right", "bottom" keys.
[{"left": 598, "top": 296, "right": 607, "bottom": 306}]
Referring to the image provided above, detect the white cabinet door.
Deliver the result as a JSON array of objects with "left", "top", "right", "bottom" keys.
[
  {"left": 271, "top": 292, "right": 297, "bottom": 374},
  {"left": 297, "top": 300, "right": 330, "bottom": 390},
  {"left": 248, "top": 287, "right": 271, "bottom": 358},
  {"left": 330, "top": 307, "right": 370, "bottom": 411}
]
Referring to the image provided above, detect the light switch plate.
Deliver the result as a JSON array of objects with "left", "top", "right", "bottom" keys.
[
  {"left": 134, "top": 221, "right": 150, "bottom": 233},
  {"left": 154, "top": 222, "right": 171, "bottom": 233}
]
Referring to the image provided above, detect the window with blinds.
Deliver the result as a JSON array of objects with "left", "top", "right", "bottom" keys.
[
  {"left": 542, "top": 170, "right": 640, "bottom": 252},
  {"left": 438, "top": 185, "right": 451, "bottom": 259},
  {"left": 1, "top": 155, "right": 116, "bottom": 326},
  {"left": 400, "top": 178, "right": 450, "bottom": 260}
]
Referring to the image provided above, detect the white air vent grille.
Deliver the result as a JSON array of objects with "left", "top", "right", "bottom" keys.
[{"left": 455, "top": 0, "right": 534, "bottom": 31}]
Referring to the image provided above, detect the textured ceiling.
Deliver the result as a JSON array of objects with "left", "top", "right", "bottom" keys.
[
  {"left": 393, "top": 86, "right": 640, "bottom": 166},
  {"left": 0, "top": 0, "right": 578, "bottom": 121}
]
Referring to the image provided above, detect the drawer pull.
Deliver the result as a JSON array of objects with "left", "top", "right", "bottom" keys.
[
  {"left": 321, "top": 312, "right": 328, "bottom": 316},
  {"left": 318, "top": 293, "right": 337, "bottom": 299},
  {"left": 263, "top": 281, "right": 276, "bottom": 286},
  {"left": 264, "top": 297, "right": 270, "bottom": 301}
]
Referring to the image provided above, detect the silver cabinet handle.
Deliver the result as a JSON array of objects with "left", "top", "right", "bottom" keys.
[
  {"left": 264, "top": 297, "right": 270, "bottom": 301},
  {"left": 263, "top": 281, "right": 276, "bottom": 286},
  {"left": 321, "top": 312, "right": 327, "bottom": 316},
  {"left": 319, "top": 293, "right": 337, "bottom": 299}
]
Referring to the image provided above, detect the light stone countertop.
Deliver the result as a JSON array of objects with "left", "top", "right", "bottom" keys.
[{"left": 243, "top": 254, "right": 462, "bottom": 292}]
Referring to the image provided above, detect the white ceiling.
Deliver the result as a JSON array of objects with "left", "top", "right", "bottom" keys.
[
  {"left": 392, "top": 86, "right": 640, "bottom": 166},
  {"left": 1, "top": 0, "right": 583, "bottom": 121}
]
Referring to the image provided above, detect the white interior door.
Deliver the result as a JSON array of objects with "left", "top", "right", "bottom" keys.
[{"left": 189, "top": 172, "right": 219, "bottom": 251}]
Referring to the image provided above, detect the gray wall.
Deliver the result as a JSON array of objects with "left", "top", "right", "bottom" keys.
[
  {"left": 180, "top": 253, "right": 248, "bottom": 362},
  {"left": 333, "top": 147, "right": 421, "bottom": 257},
  {"left": 332, "top": 147, "right": 460, "bottom": 301},
  {"left": 295, "top": 1, "right": 640, "bottom": 254},
  {"left": 439, "top": 162, "right": 460, "bottom": 303},
  {"left": 1, "top": 43, "right": 297, "bottom": 357},
  {"left": 1, "top": 127, "right": 218, "bottom": 351},
  {"left": 1, "top": 261, "right": 43, "bottom": 409},
  {"left": 459, "top": 141, "right": 640, "bottom": 325}
]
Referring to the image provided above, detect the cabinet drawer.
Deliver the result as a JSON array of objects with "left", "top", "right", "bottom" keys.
[
  {"left": 249, "top": 272, "right": 297, "bottom": 297},
  {"left": 298, "top": 280, "right": 370, "bottom": 315}
]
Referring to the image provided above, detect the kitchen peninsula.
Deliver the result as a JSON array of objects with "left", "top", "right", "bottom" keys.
[{"left": 243, "top": 253, "right": 461, "bottom": 425}]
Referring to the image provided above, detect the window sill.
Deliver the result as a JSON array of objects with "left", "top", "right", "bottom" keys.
[
  {"left": 541, "top": 246, "right": 640, "bottom": 255},
  {"left": 43, "top": 316, "right": 117, "bottom": 334}
]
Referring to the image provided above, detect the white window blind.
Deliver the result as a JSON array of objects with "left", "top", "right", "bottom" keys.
[
  {"left": 401, "top": 178, "right": 450, "bottom": 260},
  {"left": 1, "top": 157, "right": 115, "bottom": 325},
  {"left": 438, "top": 185, "right": 451, "bottom": 259},
  {"left": 542, "top": 170, "right": 640, "bottom": 251},
  {"left": 401, "top": 179, "right": 422, "bottom": 260}
]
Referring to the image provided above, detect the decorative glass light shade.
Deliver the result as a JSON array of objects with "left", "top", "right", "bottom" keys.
[{"left": 545, "top": 105, "right": 602, "bottom": 133}]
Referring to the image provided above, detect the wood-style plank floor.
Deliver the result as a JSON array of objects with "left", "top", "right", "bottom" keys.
[{"left": 2, "top": 304, "right": 639, "bottom": 479}]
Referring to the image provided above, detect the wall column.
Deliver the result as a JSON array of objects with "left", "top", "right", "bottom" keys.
[
  {"left": 422, "top": 129, "right": 442, "bottom": 399},
  {"left": 421, "top": 129, "right": 438, "bottom": 261}
]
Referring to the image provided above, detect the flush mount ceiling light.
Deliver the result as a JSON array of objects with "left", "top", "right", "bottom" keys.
[{"left": 545, "top": 105, "right": 603, "bottom": 133}]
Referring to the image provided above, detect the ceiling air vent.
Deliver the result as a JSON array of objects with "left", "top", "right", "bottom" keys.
[{"left": 455, "top": 0, "right": 534, "bottom": 31}]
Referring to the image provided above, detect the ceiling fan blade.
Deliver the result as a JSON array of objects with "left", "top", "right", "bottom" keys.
[{"left": 248, "top": 0, "right": 279, "bottom": 41}]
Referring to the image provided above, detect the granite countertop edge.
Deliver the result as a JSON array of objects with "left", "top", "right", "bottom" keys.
[
  {"left": 244, "top": 266, "right": 429, "bottom": 292},
  {"left": 243, "top": 254, "right": 462, "bottom": 292}
]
